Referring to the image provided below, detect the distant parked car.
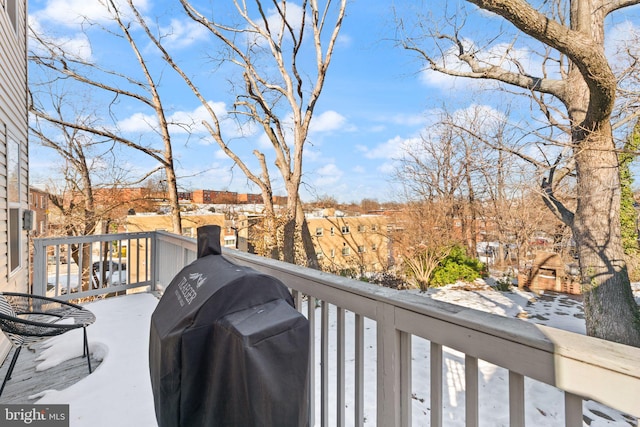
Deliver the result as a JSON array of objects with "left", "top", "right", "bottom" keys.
[
  {"left": 47, "top": 254, "right": 68, "bottom": 265},
  {"left": 92, "top": 261, "right": 127, "bottom": 287}
]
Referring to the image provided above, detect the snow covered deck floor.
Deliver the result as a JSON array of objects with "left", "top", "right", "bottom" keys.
[{"left": 0, "top": 342, "right": 101, "bottom": 404}]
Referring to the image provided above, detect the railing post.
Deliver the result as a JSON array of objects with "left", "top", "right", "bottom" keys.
[
  {"left": 150, "top": 232, "right": 158, "bottom": 292},
  {"left": 430, "top": 342, "right": 443, "bottom": 427},
  {"left": 32, "top": 238, "right": 47, "bottom": 296},
  {"left": 377, "top": 302, "right": 401, "bottom": 427}
]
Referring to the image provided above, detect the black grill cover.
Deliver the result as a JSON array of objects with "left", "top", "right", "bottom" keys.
[{"left": 149, "top": 225, "right": 309, "bottom": 427}]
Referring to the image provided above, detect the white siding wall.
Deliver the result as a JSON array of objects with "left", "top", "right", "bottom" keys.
[
  {"left": 0, "top": 0, "right": 29, "bottom": 361},
  {"left": 0, "top": 0, "right": 29, "bottom": 294}
]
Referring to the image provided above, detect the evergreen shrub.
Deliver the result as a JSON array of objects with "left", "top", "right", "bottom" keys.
[{"left": 430, "top": 246, "right": 485, "bottom": 287}]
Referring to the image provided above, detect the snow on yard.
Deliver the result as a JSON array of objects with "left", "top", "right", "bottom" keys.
[{"left": 28, "top": 282, "right": 639, "bottom": 426}]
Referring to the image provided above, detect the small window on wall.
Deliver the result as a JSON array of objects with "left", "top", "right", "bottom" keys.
[
  {"left": 7, "top": 0, "right": 17, "bottom": 32},
  {"left": 8, "top": 138, "right": 21, "bottom": 273}
]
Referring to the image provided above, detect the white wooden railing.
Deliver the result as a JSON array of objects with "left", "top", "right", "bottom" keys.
[{"left": 33, "top": 231, "right": 640, "bottom": 426}]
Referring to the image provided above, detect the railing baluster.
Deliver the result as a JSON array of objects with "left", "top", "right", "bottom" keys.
[
  {"left": 431, "top": 342, "right": 443, "bottom": 427},
  {"left": 307, "top": 296, "right": 316, "bottom": 427},
  {"left": 377, "top": 302, "right": 400, "bottom": 426},
  {"left": 400, "top": 332, "right": 411, "bottom": 427},
  {"left": 145, "top": 236, "right": 150, "bottom": 282},
  {"left": 354, "top": 313, "right": 364, "bottom": 427},
  {"left": 465, "top": 355, "right": 479, "bottom": 427},
  {"left": 565, "top": 392, "right": 583, "bottom": 427},
  {"left": 88, "top": 242, "right": 95, "bottom": 290},
  {"left": 136, "top": 238, "right": 141, "bottom": 285},
  {"left": 337, "top": 307, "right": 345, "bottom": 427},
  {"left": 54, "top": 245, "right": 61, "bottom": 296},
  {"left": 509, "top": 371, "right": 525, "bottom": 427},
  {"left": 127, "top": 237, "right": 132, "bottom": 287},
  {"left": 296, "top": 289, "right": 303, "bottom": 313},
  {"left": 99, "top": 238, "right": 104, "bottom": 288},
  {"left": 321, "top": 300, "right": 329, "bottom": 427},
  {"left": 76, "top": 243, "right": 83, "bottom": 294}
]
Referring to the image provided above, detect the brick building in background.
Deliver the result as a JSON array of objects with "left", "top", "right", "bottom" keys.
[{"left": 29, "top": 187, "right": 49, "bottom": 237}]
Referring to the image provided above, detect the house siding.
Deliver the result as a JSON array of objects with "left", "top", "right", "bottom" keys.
[{"left": 0, "top": 0, "right": 29, "bottom": 295}]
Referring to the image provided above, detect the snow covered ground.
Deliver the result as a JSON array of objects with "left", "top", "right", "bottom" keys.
[{"left": 28, "top": 281, "right": 640, "bottom": 426}]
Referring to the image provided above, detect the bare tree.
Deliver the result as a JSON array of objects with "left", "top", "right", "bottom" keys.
[
  {"left": 391, "top": 201, "right": 458, "bottom": 291},
  {"left": 29, "top": 0, "right": 183, "bottom": 233},
  {"left": 31, "top": 96, "right": 111, "bottom": 292},
  {"left": 396, "top": 107, "right": 503, "bottom": 257},
  {"left": 398, "top": 0, "right": 640, "bottom": 345},
  {"left": 160, "top": 0, "right": 348, "bottom": 266}
]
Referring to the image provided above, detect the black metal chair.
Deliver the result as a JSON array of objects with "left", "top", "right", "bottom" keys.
[{"left": 0, "top": 292, "right": 96, "bottom": 396}]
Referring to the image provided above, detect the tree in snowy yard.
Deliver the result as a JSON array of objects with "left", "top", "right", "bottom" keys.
[
  {"left": 395, "top": 105, "right": 562, "bottom": 273},
  {"left": 393, "top": 201, "right": 457, "bottom": 291},
  {"left": 398, "top": 0, "right": 640, "bottom": 346},
  {"left": 29, "top": 0, "right": 183, "bottom": 234},
  {"left": 30, "top": 98, "right": 140, "bottom": 291},
  {"left": 167, "top": 0, "right": 348, "bottom": 267}
]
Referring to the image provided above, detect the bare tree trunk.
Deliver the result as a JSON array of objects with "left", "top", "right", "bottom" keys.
[{"left": 573, "top": 124, "right": 640, "bottom": 344}]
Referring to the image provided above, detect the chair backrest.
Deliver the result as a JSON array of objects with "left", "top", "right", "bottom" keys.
[
  {"left": 0, "top": 293, "right": 24, "bottom": 346},
  {"left": 0, "top": 294, "right": 16, "bottom": 319}
]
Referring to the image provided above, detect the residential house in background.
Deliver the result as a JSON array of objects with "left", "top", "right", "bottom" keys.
[
  {"left": 191, "top": 189, "right": 238, "bottom": 204},
  {"left": 180, "top": 188, "right": 287, "bottom": 206},
  {"left": 29, "top": 187, "right": 49, "bottom": 237},
  {"left": 124, "top": 212, "right": 249, "bottom": 250},
  {"left": 306, "top": 209, "right": 390, "bottom": 275}
]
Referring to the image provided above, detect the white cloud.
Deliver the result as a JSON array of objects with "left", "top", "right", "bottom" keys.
[
  {"left": 168, "top": 101, "right": 228, "bottom": 133},
  {"left": 337, "top": 33, "right": 352, "bottom": 48},
  {"left": 117, "top": 112, "right": 157, "bottom": 133},
  {"left": 450, "top": 104, "right": 508, "bottom": 128},
  {"left": 32, "top": 0, "right": 150, "bottom": 28},
  {"left": 213, "top": 149, "right": 229, "bottom": 160},
  {"left": 158, "top": 18, "right": 210, "bottom": 50},
  {"left": 313, "top": 163, "right": 343, "bottom": 187},
  {"left": 303, "top": 148, "right": 324, "bottom": 163},
  {"left": 377, "top": 161, "right": 397, "bottom": 175},
  {"left": 606, "top": 21, "right": 640, "bottom": 72},
  {"left": 29, "top": 16, "right": 93, "bottom": 61},
  {"left": 257, "top": 132, "right": 274, "bottom": 150},
  {"left": 358, "top": 135, "right": 418, "bottom": 160},
  {"left": 386, "top": 112, "right": 430, "bottom": 127},
  {"left": 244, "top": 3, "right": 305, "bottom": 48},
  {"left": 309, "top": 110, "right": 349, "bottom": 133},
  {"left": 116, "top": 101, "right": 238, "bottom": 136}
]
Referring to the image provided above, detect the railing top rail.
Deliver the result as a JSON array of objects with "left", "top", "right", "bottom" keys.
[
  {"left": 34, "top": 232, "right": 155, "bottom": 246},
  {"left": 154, "top": 230, "right": 197, "bottom": 248},
  {"left": 221, "top": 248, "right": 640, "bottom": 376}
]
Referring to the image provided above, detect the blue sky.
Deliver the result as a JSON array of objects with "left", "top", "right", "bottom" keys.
[{"left": 27, "top": 0, "right": 640, "bottom": 203}]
